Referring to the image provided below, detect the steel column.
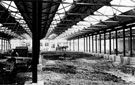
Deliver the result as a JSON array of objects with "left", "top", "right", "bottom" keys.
[
  {"left": 4, "top": 39, "right": 6, "bottom": 52},
  {"left": 86, "top": 37, "right": 88, "bottom": 52},
  {"left": 8, "top": 40, "right": 10, "bottom": 50},
  {"left": 68, "top": 41, "right": 69, "bottom": 51},
  {"left": 6, "top": 40, "right": 7, "bottom": 50},
  {"left": 92, "top": 35, "right": 94, "bottom": 52},
  {"left": 89, "top": 36, "right": 91, "bottom": 52},
  {"left": 130, "top": 27, "right": 132, "bottom": 57},
  {"left": 7, "top": 40, "right": 8, "bottom": 50},
  {"left": 109, "top": 31, "right": 112, "bottom": 54},
  {"left": 4, "top": 40, "right": 6, "bottom": 52},
  {"left": 5, "top": 40, "right": 7, "bottom": 51},
  {"left": 84, "top": 37, "right": 85, "bottom": 52},
  {"left": 1, "top": 39, "right": 2, "bottom": 51},
  {"left": 115, "top": 30, "right": 118, "bottom": 55},
  {"left": 99, "top": 34, "right": 101, "bottom": 53},
  {"left": 73, "top": 39, "right": 75, "bottom": 51},
  {"left": 95, "top": 35, "right": 97, "bottom": 53},
  {"left": 4, "top": 39, "right": 5, "bottom": 52},
  {"left": 113, "top": 37, "right": 115, "bottom": 50},
  {"left": 104, "top": 31, "right": 106, "bottom": 54},
  {"left": 70, "top": 40, "right": 71, "bottom": 51},
  {"left": 5, "top": 40, "right": 6, "bottom": 51},
  {"left": 123, "top": 28, "right": 126, "bottom": 56},
  {"left": 3, "top": 39, "right": 5, "bottom": 52},
  {"left": 1, "top": 38, "right": 3, "bottom": 51},
  {"left": 32, "top": 0, "right": 41, "bottom": 83},
  {"left": 7, "top": 40, "right": 8, "bottom": 51},
  {"left": 9, "top": 40, "right": 11, "bottom": 49},
  {"left": 78, "top": 37, "right": 79, "bottom": 52},
  {"left": 6, "top": 40, "right": 7, "bottom": 51}
]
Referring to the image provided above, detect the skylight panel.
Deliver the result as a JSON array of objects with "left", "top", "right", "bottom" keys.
[
  {"left": 50, "top": 25, "right": 55, "bottom": 28},
  {"left": 54, "top": 0, "right": 135, "bottom": 40},
  {"left": 62, "top": 4, "right": 72, "bottom": 11},
  {"left": 16, "top": 20, "right": 19, "bottom": 22},
  {"left": 59, "top": 14, "right": 65, "bottom": 18},
  {"left": 71, "top": 25, "right": 84, "bottom": 30},
  {"left": 11, "top": 12, "right": 16, "bottom": 16},
  {"left": 57, "top": 5, "right": 65, "bottom": 13},
  {"left": 84, "top": 16, "right": 98, "bottom": 22},
  {"left": 111, "top": 0, "right": 135, "bottom": 6},
  {"left": 96, "top": 6, "right": 115, "bottom": 17},
  {"left": 56, "top": 20, "right": 61, "bottom": 24},
  {"left": 15, "top": 14, "right": 23, "bottom": 19},
  {"left": 64, "top": 0, "right": 73, "bottom": 3},
  {"left": 10, "top": 1, "right": 16, "bottom": 8},
  {"left": 2, "top": 1, "right": 31, "bottom": 36},
  {"left": 77, "top": 21, "right": 90, "bottom": 25},
  {"left": 72, "top": 25, "right": 78, "bottom": 28},
  {"left": 57, "top": 5, "right": 72, "bottom": 14},
  {"left": 15, "top": 16, "right": 22, "bottom": 20},
  {"left": 90, "top": 16, "right": 101, "bottom": 21},
  {"left": 79, "top": 0, "right": 135, "bottom": 36},
  {"left": 133, "top": 27, "right": 135, "bottom": 29},
  {"left": 9, "top": 6, "right": 17, "bottom": 11},
  {"left": 110, "top": 0, "right": 134, "bottom": 14},
  {"left": 51, "top": 21, "right": 58, "bottom": 25},
  {"left": 2, "top": 2, "right": 9, "bottom": 8},
  {"left": 47, "top": 0, "right": 74, "bottom": 37},
  {"left": 2, "top": 1, "right": 11, "bottom": 5},
  {"left": 2, "top": 1, "right": 18, "bottom": 12},
  {"left": 116, "top": 7, "right": 132, "bottom": 13},
  {"left": 19, "top": 20, "right": 25, "bottom": 23},
  {"left": 53, "top": 15, "right": 59, "bottom": 20},
  {"left": 76, "top": 22, "right": 91, "bottom": 28},
  {"left": 57, "top": 14, "right": 65, "bottom": 20},
  {"left": 21, "top": 24, "right": 26, "bottom": 27}
]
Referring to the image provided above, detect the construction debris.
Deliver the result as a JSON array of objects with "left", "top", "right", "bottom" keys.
[{"left": 1, "top": 52, "right": 134, "bottom": 85}]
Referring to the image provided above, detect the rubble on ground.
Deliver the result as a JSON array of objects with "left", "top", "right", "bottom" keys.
[{"left": 1, "top": 53, "right": 134, "bottom": 85}]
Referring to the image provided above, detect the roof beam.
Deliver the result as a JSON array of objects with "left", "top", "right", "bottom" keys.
[
  {"left": 3, "top": 23, "right": 16, "bottom": 25},
  {"left": 41, "top": 1, "right": 135, "bottom": 8},
  {"left": 3, "top": 0, "right": 135, "bottom": 8},
  {"left": 66, "top": 13, "right": 135, "bottom": 18}
]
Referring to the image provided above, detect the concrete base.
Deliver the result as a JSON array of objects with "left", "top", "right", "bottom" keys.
[
  {"left": 121, "top": 57, "right": 130, "bottom": 65},
  {"left": 25, "top": 81, "right": 44, "bottom": 85},
  {"left": 85, "top": 52, "right": 135, "bottom": 67},
  {"left": 129, "top": 57, "right": 135, "bottom": 65},
  {"left": 32, "top": 83, "right": 37, "bottom": 85},
  {"left": 103, "top": 54, "right": 107, "bottom": 59},
  {"left": 33, "top": 81, "right": 44, "bottom": 85},
  {"left": 109, "top": 55, "right": 115, "bottom": 61}
]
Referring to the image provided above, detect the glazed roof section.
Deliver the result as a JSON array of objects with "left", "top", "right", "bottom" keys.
[
  {"left": 0, "top": 1, "right": 29, "bottom": 39},
  {"left": 47, "top": 0, "right": 135, "bottom": 40},
  {"left": 0, "top": 0, "right": 135, "bottom": 40},
  {"left": 14, "top": 0, "right": 61, "bottom": 39}
]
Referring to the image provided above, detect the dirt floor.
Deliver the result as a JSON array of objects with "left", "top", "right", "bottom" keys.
[{"left": 1, "top": 52, "right": 135, "bottom": 85}]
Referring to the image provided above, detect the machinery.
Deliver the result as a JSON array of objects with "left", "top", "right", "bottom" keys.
[{"left": 0, "top": 46, "right": 32, "bottom": 74}]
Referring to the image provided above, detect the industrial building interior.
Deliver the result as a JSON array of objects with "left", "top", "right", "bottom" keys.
[{"left": 0, "top": 0, "right": 135, "bottom": 85}]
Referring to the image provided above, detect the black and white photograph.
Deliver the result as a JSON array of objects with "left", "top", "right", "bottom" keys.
[{"left": 0, "top": 0, "right": 135, "bottom": 85}]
